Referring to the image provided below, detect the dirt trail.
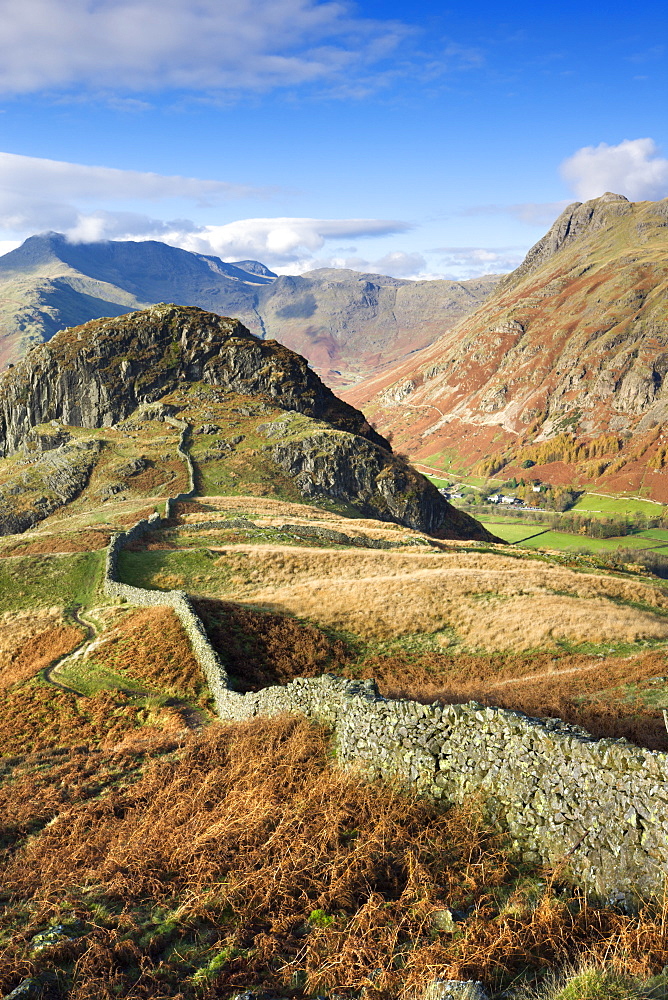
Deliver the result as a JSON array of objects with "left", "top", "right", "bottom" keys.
[
  {"left": 487, "top": 658, "right": 610, "bottom": 690},
  {"left": 43, "top": 606, "right": 99, "bottom": 693}
]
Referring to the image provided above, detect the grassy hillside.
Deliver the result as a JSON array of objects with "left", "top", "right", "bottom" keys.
[{"left": 3, "top": 350, "right": 668, "bottom": 994}]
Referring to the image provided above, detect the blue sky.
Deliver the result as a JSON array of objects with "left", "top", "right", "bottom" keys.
[{"left": 0, "top": 0, "right": 666, "bottom": 278}]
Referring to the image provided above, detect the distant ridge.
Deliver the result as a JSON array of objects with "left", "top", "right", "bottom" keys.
[
  {"left": 231, "top": 259, "right": 278, "bottom": 278},
  {"left": 0, "top": 233, "right": 500, "bottom": 385}
]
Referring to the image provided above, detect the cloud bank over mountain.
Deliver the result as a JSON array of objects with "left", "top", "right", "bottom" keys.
[{"left": 177, "top": 217, "right": 414, "bottom": 267}]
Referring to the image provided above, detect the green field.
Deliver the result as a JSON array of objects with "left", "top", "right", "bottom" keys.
[
  {"left": 635, "top": 528, "right": 668, "bottom": 542},
  {"left": 424, "top": 473, "right": 485, "bottom": 491},
  {"left": 571, "top": 493, "right": 664, "bottom": 517},
  {"left": 481, "top": 521, "right": 668, "bottom": 555},
  {"left": 480, "top": 521, "right": 549, "bottom": 543},
  {"left": 0, "top": 551, "right": 106, "bottom": 612}
]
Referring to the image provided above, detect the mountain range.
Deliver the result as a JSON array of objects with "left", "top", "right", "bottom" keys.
[
  {"left": 344, "top": 193, "right": 668, "bottom": 499},
  {"left": 0, "top": 232, "right": 498, "bottom": 387},
  {"left": 4, "top": 194, "right": 668, "bottom": 500}
]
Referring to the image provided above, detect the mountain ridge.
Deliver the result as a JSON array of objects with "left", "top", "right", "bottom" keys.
[
  {"left": 0, "top": 233, "right": 500, "bottom": 385},
  {"left": 343, "top": 193, "right": 668, "bottom": 499}
]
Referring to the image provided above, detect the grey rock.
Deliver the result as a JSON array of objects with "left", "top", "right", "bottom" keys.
[
  {"left": 2, "top": 980, "right": 41, "bottom": 1000},
  {"left": 424, "top": 981, "right": 488, "bottom": 1000}
]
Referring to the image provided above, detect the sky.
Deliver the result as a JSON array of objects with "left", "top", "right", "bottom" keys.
[{"left": 0, "top": 0, "right": 666, "bottom": 279}]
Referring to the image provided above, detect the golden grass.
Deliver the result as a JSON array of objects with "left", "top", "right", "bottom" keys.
[
  {"left": 85, "top": 606, "right": 209, "bottom": 700},
  {"left": 0, "top": 608, "right": 84, "bottom": 689},
  {"left": 1, "top": 717, "right": 667, "bottom": 999},
  {"left": 179, "top": 494, "right": 429, "bottom": 538},
  {"left": 197, "top": 547, "right": 668, "bottom": 649}
]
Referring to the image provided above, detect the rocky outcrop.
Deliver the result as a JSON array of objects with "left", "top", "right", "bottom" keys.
[
  {"left": 0, "top": 304, "right": 387, "bottom": 457},
  {"left": 0, "top": 439, "right": 99, "bottom": 535},
  {"left": 0, "top": 304, "right": 497, "bottom": 541},
  {"left": 503, "top": 192, "right": 633, "bottom": 286},
  {"left": 270, "top": 429, "right": 495, "bottom": 540}
]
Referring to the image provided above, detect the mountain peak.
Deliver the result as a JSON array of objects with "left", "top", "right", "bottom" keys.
[
  {"left": 231, "top": 259, "right": 278, "bottom": 278},
  {"left": 506, "top": 191, "right": 635, "bottom": 285}
]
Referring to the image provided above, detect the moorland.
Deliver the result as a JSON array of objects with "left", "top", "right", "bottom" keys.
[{"left": 1, "top": 198, "right": 668, "bottom": 999}]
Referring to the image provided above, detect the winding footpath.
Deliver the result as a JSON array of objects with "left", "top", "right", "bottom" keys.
[{"left": 43, "top": 606, "right": 101, "bottom": 693}]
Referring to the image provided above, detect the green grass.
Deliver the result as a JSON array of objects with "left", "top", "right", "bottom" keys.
[
  {"left": 516, "top": 530, "right": 640, "bottom": 553},
  {"left": 0, "top": 551, "right": 106, "bottom": 613},
  {"left": 151, "top": 526, "right": 378, "bottom": 550},
  {"left": 117, "top": 548, "right": 230, "bottom": 593},
  {"left": 54, "top": 659, "right": 150, "bottom": 697},
  {"left": 480, "top": 522, "right": 549, "bottom": 543},
  {"left": 479, "top": 522, "right": 668, "bottom": 555},
  {"left": 571, "top": 493, "right": 665, "bottom": 517},
  {"left": 635, "top": 529, "right": 668, "bottom": 541}
]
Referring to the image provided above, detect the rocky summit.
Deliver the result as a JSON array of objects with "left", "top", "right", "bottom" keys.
[
  {"left": 345, "top": 193, "right": 668, "bottom": 499},
  {"left": 0, "top": 303, "right": 496, "bottom": 541}
]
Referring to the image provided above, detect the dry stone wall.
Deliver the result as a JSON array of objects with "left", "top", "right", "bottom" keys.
[
  {"left": 102, "top": 435, "right": 668, "bottom": 906},
  {"left": 212, "top": 675, "right": 668, "bottom": 903}
]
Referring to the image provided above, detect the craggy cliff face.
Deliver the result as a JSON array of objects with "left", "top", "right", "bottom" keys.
[
  {"left": 0, "top": 304, "right": 496, "bottom": 541},
  {"left": 0, "top": 304, "right": 387, "bottom": 457},
  {"left": 345, "top": 194, "right": 668, "bottom": 499}
]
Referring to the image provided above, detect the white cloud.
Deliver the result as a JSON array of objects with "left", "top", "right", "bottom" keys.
[
  {"left": 560, "top": 138, "right": 668, "bottom": 201},
  {"left": 174, "top": 217, "right": 413, "bottom": 265},
  {"left": 0, "top": 0, "right": 410, "bottom": 96},
  {"left": 0, "top": 151, "right": 261, "bottom": 206},
  {"left": 66, "top": 211, "right": 200, "bottom": 243},
  {"left": 427, "top": 246, "right": 525, "bottom": 279},
  {"left": 371, "top": 250, "right": 426, "bottom": 276},
  {"left": 0, "top": 151, "right": 271, "bottom": 236}
]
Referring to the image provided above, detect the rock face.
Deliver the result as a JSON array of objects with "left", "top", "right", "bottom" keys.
[
  {"left": 270, "top": 430, "right": 483, "bottom": 537},
  {"left": 0, "top": 439, "right": 100, "bottom": 535},
  {"left": 0, "top": 304, "right": 386, "bottom": 457},
  {"left": 505, "top": 191, "right": 635, "bottom": 285},
  {"left": 0, "top": 233, "right": 499, "bottom": 386},
  {"left": 345, "top": 194, "right": 668, "bottom": 499},
  {"left": 0, "top": 304, "right": 497, "bottom": 541}
]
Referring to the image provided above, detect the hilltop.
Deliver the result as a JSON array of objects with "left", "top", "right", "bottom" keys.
[
  {"left": 0, "top": 232, "right": 499, "bottom": 386},
  {"left": 344, "top": 193, "right": 668, "bottom": 499},
  {"left": 0, "top": 303, "right": 494, "bottom": 542}
]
